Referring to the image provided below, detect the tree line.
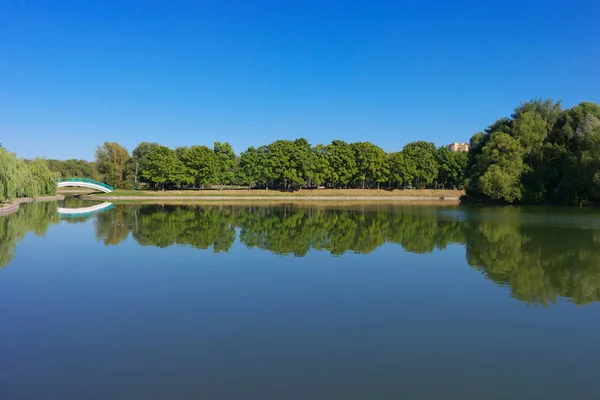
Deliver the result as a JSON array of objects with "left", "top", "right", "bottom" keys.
[
  {"left": 86, "top": 139, "right": 467, "bottom": 191},
  {"left": 4, "top": 97, "right": 600, "bottom": 205},
  {"left": 78, "top": 98, "right": 600, "bottom": 205}
]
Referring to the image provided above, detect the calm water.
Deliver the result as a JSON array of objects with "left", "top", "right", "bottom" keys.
[{"left": 2, "top": 200, "right": 600, "bottom": 399}]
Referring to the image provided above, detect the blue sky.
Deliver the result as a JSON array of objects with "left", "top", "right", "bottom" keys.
[{"left": 1, "top": 0, "right": 599, "bottom": 160}]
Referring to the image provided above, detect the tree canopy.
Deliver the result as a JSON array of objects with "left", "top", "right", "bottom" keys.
[
  {"left": 95, "top": 142, "right": 130, "bottom": 188},
  {"left": 6, "top": 97, "right": 600, "bottom": 203},
  {"left": 467, "top": 99, "right": 600, "bottom": 205},
  {"left": 118, "top": 138, "right": 467, "bottom": 191},
  {"left": 0, "top": 148, "right": 58, "bottom": 202}
]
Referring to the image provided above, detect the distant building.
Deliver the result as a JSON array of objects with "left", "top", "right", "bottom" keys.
[{"left": 447, "top": 142, "right": 470, "bottom": 152}]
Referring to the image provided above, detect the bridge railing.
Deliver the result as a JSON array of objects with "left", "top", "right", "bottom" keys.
[{"left": 57, "top": 178, "right": 115, "bottom": 191}]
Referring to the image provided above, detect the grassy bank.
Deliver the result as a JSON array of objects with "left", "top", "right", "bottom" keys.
[
  {"left": 90, "top": 188, "right": 464, "bottom": 198},
  {"left": 57, "top": 187, "right": 97, "bottom": 194}
]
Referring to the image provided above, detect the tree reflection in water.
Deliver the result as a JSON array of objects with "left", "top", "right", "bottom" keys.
[{"left": 3, "top": 202, "right": 600, "bottom": 306}]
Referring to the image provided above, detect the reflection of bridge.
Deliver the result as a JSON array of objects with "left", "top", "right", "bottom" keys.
[
  {"left": 57, "top": 178, "right": 114, "bottom": 193},
  {"left": 57, "top": 202, "right": 114, "bottom": 218}
]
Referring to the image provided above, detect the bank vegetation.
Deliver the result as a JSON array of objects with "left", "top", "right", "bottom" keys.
[{"left": 3, "top": 98, "right": 600, "bottom": 205}]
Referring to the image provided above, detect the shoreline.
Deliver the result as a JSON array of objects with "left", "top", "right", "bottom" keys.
[
  {"left": 0, "top": 195, "right": 66, "bottom": 217},
  {"left": 81, "top": 194, "right": 461, "bottom": 202}
]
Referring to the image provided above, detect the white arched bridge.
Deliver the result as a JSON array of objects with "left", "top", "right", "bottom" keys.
[{"left": 57, "top": 178, "right": 114, "bottom": 193}]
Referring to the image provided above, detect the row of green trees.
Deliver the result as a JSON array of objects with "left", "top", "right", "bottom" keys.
[
  {"left": 467, "top": 100, "right": 600, "bottom": 205},
  {"left": 6, "top": 98, "right": 600, "bottom": 204},
  {"left": 91, "top": 140, "right": 467, "bottom": 190},
  {"left": 0, "top": 146, "right": 58, "bottom": 202},
  {"left": 90, "top": 98, "right": 600, "bottom": 201},
  {"left": 46, "top": 159, "right": 96, "bottom": 180}
]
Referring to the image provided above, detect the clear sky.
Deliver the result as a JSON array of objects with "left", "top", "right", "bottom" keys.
[{"left": 1, "top": 0, "right": 599, "bottom": 160}]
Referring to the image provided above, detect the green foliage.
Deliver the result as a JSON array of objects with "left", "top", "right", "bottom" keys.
[
  {"left": 237, "top": 146, "right": 265, "bottom": 188},
  {"left": 213, "top": 142, "right": 237, "bottom": 185},
  {"left": 466, "top": 99, "right": 600, "bottom": 205},
  {"left": 181, "top": 146, "right": 219, "bottom": 188},
  {"left": 27, "top": 159, "right": 59, "bottom": 197},
  {"left": 132, "top": 142, "right": 161, "bottom": 187},
  {"left": 325, "top": 140, "right": 358, "bottom": 188},
  {"left": 142, "top": 146, "right": 190, "bottom": 189},
  {"left": 98, "top": 137, "right": 472, "bottom": 192},
  {"left": 389, "top": 151, "right": 413, "bottom": 187},
  {"left": 310, "top": 144, "right": 333, "bottom": 186},
  {"left": 436, "top": 147, "right": 467, "bottom": 189},
  {"left": 46, "top": 159, "right": 95, "bottom": 179},
  {"left": 0, "top": 148, "right": 58, "bottom": 202},
  {"left": 477, "top": 133, "right": 525, "bottom": 202},
  {"left": 402, "top": 141, "right": 439, "bottom": 188},
  {"left": 263, "top": 139, "right": 313, "bottom": 188},
  {"left": 352, "top": 142, "right": 389, "bottom": 188},
  {"left": 95, "top": 142, "right": 131, "bottom": 188}
]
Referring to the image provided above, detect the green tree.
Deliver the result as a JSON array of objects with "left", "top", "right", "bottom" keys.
[
  {"left": 181, "top": 146, "right": 219, "bottom": 189},
  {"left": 142, "top": 146, "right": 190, "bottom": 190},
  {"left": 46, "top": 159, "right": 95, "bottom": 179},
  {"left": 325, "top": 140, "right": 357, "bottom": 188},
  {"left": 0, "top": 148, "right": 30, "bottom": 201},
  {"left": 265, "top": 140, "right": 309, "bottom": 188},
  {"left": 132, "top": 142, "right": 161, "bottom": 189},
  {"left": 402, "top": 141, "right": 439, "bottom": 188},
  {"left": 310, "top": 144, "right": 333, "bottom": 187},
  {"left": 175, "top": 146, "right": 188, "bottom": 160},
  {"left": 213, "top": 142, "right": 237, "bottom": 186},
  {"left": 0, "top": 148, "right": 57, "bottom": 201},
  {"left": 465, "top": 99, "right": 572, "bottom": 204},
  {"left": 27, "top": 159, "right": 59, "bottom": 197},
  {"left": 549, "top": 103, "right": 600, "bottom": 204},
  {"left": 237, "top": 146, "right": 265, "bottom": 188},
  {"left": 389, "top": 151, "right": 414, "bottom": 188},
  {"left": 436, "top": 147, "right": 467, "bottom": 189},
  {"left": 477, "top": 132, "right": 525, "bottom": 202},
  {"left": 352, "top": 142, "right": 388, "bottom": 189},
  {"left": 95, "top": 142, "right": 130, "bottom": 187}
]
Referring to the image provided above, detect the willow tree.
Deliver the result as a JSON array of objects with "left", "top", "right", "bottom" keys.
[
  {"left": 28, "top": 159, "right": 59, "bottom": 197},
  {"left": 0, "top": 148, "right": 33, "bottom": 201}
]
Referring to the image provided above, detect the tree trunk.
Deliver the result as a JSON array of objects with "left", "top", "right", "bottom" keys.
[{"left": 134, "top": 159, "right": 139, "bottom": 190}]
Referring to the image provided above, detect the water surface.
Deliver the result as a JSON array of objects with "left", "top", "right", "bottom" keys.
[{"left": 2, "top": 201, "right": 600, "bottom": 399}]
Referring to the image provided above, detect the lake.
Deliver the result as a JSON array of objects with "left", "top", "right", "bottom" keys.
[{"left": 2, "top": 200, "right": 600, "bottom": 399}]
